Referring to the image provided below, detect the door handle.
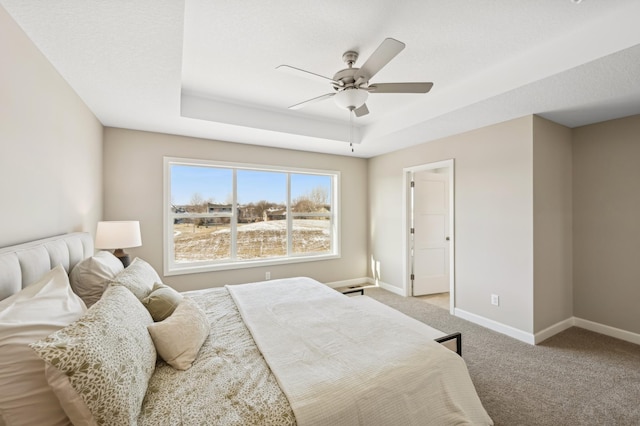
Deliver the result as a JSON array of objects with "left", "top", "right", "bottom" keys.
[{"left": 446, "top": 237, "right": 450, "bottom": 241}]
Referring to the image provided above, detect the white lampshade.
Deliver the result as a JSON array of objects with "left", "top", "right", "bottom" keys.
[
  {"left": 95, "top": 221, "right": 142, "bottom": 249},
  {"left": 333, "top": 88, "right": 368, "bottom": 110}
]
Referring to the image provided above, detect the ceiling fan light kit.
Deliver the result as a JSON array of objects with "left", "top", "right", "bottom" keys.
[
  {"left": 333, "top": 88, "right": 368, "bottom": 110},
  {"left": 278, "top": 37, "right": 433, "bottom": 118}
]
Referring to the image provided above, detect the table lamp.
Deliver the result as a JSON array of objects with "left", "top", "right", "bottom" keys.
[{"left": 95, "top": 221, "right": 142, "bottom": 267}]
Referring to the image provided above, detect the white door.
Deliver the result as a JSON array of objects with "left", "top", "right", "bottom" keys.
[{"left": 412, "top": 170, "right": 450, "bottom": 296}]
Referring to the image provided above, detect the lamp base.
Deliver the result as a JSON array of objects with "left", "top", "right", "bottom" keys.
[{"left": 113, "top": 249, "right": 131, "bottom": 268}]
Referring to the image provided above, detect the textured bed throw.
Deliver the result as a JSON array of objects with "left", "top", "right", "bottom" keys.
[{"left": 227, "top": 278, "right": 493, "bottom": 426}]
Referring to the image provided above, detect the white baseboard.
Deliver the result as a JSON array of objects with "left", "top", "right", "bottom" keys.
[
  {"left": 454, "top": 308, "right": 536, "bottom": 344},
  {"left": 573, "top": 317, "right": 640, "bottom": 346},
  {"left": 377, "top": 280, "right": 406, "bottom": 296},
  {"left": 453, "top": 308, "right": 640, "bottom": 347},
  {"left": 535, "top": 317, "right": 640, "bottom": 345},
  {"left": 534, "top": 318, "right": 575, "bottom": 344}
]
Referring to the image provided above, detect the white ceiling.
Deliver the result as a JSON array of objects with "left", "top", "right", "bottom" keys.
[{"left": 3, "top": 0, "right": 640, "bottom": 158}]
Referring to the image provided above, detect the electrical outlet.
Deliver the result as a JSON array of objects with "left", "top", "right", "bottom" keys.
[
  {"left": 491, "top": 294, "right": 500, "bottom": 306},
  {"left": 265, "top": 272, "right": 271, "bottom": 280}
]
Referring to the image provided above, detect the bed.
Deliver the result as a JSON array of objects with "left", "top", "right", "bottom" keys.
[{"left": 0, "top": 232, "right": 493, "bottom": 426}]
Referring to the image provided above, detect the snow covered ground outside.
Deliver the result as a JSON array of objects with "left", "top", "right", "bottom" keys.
[{"left": 173, "top": 219, "right": 330, "bottom": 262}]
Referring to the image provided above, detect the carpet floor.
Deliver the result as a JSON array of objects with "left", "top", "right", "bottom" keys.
[{"left": 364, "top": 287, "right": 640, "bottom": 426}]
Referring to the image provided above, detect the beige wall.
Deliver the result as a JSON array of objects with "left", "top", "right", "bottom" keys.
[
  {"left": 532, "top": 116, "right": 573, "bottom": 332},
  {"left": 573, "top": 115, "right": 640, "bottom": 335},
  {"left": 103, "top": 128, "right": 369, "bottom": 292},
  {"left": 4, "top": 0, "right": 636, "bottom": 339},
  {"left": 369, "top": 116, "right": 535, "bottom": 333},
  {"left": 0, "top": 6, "right": 103, "bottom": 247}
]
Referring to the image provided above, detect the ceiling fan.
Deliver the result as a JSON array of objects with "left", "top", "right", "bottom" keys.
[{"left": 277, "top": 38, "right": 433, "bottom": 117}]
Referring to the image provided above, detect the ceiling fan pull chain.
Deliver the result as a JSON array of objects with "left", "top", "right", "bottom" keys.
[{"left": 350, "top": 109, "right": 354, "bottom": 153}]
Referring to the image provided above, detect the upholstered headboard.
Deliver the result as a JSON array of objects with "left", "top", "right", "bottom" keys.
[{"left": 0, "top": 232, "right": 93, "bottom": 301}]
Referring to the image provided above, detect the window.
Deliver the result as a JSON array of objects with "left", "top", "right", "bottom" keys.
[{"left": 164, "top": 157, "right": 339, "bottom": 275}]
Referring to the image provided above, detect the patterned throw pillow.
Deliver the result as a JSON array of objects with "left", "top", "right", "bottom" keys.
[
  {"left": 109, "top": 257, "right": 161, "bottom": 300},
  {"left": 30, "top": 285, "right": 156, "bottom": 426}
]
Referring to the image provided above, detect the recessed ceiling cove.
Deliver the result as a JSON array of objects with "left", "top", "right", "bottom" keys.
[{"left": 3, "top": 0, "right": 640, "bottom": 157}]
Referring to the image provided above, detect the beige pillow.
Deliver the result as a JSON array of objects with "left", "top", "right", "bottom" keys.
[
  {"left": 109, "top": 257, "right": 160, "bottom": 300},
  {"left": 30, "top": 286, "right": 156, "bottom": 426},
  {"left": 0, "top": 265, "right": 85, "bottom": 426},
  {"left": 142, "top": 282, "right": 183, "bottom": 321},
  {"left": 69, "top": 251, "right": 124, "bottom": 307},
  {"left": 147, "top": 299, "right": 210, "bottom": 370}
]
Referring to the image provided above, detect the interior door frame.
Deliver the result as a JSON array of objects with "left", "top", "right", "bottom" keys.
[{"left": 402, "top": 159, "right": 455, "bottom": 314}]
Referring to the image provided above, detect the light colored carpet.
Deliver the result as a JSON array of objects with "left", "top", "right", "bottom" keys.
[
  {"left": 364, "top": 287, "right": 640, "bottom": 426},
  {"left": 415, "top": 292, "right": 450, "bottom": 310}
]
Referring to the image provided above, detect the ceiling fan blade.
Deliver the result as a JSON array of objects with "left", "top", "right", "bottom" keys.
[
  {"left": 288, "top": 93, "right": 335, "bottom": 110},
  {"left": 367, "top": 82, "right": 434, "bottom": 93},
  {"left": 277, "top": 65, "right": 342, "bottom": 86},
  {"left": 354, "top": 38, "right": 405, "bottom": 82},
  {"left": 354, "top": 103, "right": 369, "bottom": 117}
]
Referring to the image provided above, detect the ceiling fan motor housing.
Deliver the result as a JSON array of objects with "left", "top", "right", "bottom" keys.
[{"left": 333, "top": 68, "right": 360, "bottom": 90}]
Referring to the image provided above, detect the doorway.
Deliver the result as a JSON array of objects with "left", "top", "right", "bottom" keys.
[{"left": 403, "top": 159, "right": 455, "bottom": 314}]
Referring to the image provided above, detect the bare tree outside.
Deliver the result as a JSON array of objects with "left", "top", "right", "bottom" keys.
[
  {"left": 292, "top": 185, "right": 329, "bottom": 213},
  {"left": 254, "top": 200, "right": 277, "bottom": 220},
  {"left": 292, "top": 196, "right": 315, "bottom": 213},
  {"left": 188, "top": 192, "right": 208, "bottom": 213},
  {"left": 310, "top": 186, "right": 328, "bottom": 207}
]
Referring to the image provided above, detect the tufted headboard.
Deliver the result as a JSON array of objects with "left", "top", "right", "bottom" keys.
[{"left": 0, "top": 232, "right": 93, "bottom": 301}]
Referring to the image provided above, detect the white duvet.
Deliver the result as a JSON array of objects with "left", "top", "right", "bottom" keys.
[{"left": 227, "top": 277, "right": 493, "bottom": 426}]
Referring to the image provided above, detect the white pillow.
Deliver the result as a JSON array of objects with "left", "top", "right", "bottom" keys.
[
  {"left": 69, "top": 251, "right": 124, "bottom": 307},
  {"left": 147, "top": 298, "right": 210, "bottom": 370},
  {"left": 0, "top": 265, "right": 86, "bottom": 426}
]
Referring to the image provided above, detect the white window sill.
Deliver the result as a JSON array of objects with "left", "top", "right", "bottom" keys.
[{"left": 164, "top": 253, "right": 340, "bottom": 276}]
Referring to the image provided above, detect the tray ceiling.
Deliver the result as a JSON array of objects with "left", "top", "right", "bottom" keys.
[{"left": 2, "top": 0, "right": 640, "bottom": 157}]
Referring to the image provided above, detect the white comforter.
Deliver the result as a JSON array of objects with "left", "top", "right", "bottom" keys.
[{"left": 227, "top": 277, "right": 493, "bottom": 426}]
